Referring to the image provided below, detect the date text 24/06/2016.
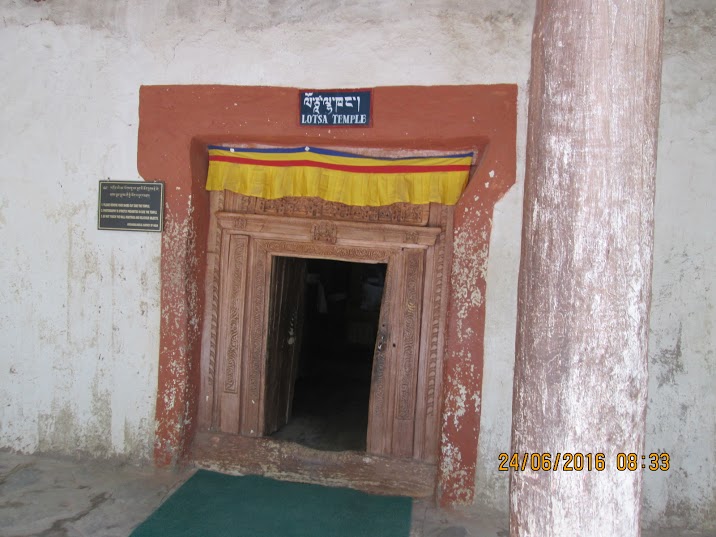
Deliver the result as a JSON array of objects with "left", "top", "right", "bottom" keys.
[{"left": 498, "top": 452, "right": 670, "bottom": 472}]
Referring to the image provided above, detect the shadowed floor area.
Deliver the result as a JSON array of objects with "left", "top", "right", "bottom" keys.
[{"left": 270, "top": 375, "right": 371, "bottom": 452}]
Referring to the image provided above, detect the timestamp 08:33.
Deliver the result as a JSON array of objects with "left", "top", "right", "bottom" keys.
[{"left": 498, "top": 452, "right": 670, "bottom": 472}]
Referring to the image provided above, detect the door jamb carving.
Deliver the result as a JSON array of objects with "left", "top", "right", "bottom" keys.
[{"left": 198, "top": 194, "right": 453, "bottom": 463}]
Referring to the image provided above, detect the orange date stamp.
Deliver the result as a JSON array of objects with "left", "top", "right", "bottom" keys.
[{"left": 498, "top": 452, "right": 670, "bottom": 472}]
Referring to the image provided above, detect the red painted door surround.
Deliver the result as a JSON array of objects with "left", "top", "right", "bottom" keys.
[{"left": 137, "top": 85, "right": 516, "bottom": 505}]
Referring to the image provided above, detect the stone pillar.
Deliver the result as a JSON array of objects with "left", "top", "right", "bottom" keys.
[{"left": 510, "top": 1, "right": 664, "bottom": 535}]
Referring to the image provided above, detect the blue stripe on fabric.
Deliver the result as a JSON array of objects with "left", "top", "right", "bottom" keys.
[
  {"left": 208, "top": 145, "right": 474, "bottom": 161},
  {"left": 306, "top": 146, "right": 474, "bottom": 160},
  {"left": 207, "top": 145, "right": 306, "bottom": 154}
]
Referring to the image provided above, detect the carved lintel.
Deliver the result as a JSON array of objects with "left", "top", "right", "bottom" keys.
[
  {"left": 219, "top": 213, "right": 248, "bottom": 230},
  {"left": 405, "top": 231, "right": 419, "bottom": 244},
  {"left": 224, "top": 192, "right": 430, "bottom": 226},
  {"left": 215, "top": 212, "right": 440, "bottom": 248},
  {"left": 260, "top": 240, "right": 392, "bottom": 263},
  {"left": 311, "top": 221, "right": 338, "bottom": 244}
]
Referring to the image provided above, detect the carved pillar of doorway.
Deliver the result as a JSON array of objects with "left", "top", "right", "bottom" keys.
[{"left": 198, "top": 194, "right": 450, "bottom": 465}]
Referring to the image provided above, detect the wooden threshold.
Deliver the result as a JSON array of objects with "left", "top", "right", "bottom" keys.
[{"left": 191, "top": 431, "right": 437, "bottom": 498}]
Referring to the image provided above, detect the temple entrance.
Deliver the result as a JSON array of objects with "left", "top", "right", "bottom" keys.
[
  {"left": 139, "top": 85, "right": 517, "bottom": 502},
  {"left": 194, "top": 194, "right": 457, "bottom": 495},
  {"left": 200, "top": 207, "right": 447, "bottom": 458},
  {"left": 268, "top": 258, "right": 387, "bottom": 452}
]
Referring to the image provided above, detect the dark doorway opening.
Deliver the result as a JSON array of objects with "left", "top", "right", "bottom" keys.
[{"left": 269, "top": 258, "right": 387, "bottom": 452}]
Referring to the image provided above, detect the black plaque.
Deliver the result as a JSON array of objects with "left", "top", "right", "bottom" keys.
[
  {"left": 98, "top": 181, "right": 164, "bottom": 232},
  {"left": 300, "top": 89, "right": 372, "bottom": 127}
]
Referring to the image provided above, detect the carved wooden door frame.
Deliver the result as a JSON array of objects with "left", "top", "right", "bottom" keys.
[{"left": 198, "top": 193, "right": 454, "bottom": 467}]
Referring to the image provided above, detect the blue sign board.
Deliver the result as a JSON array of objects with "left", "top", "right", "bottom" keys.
[{"left": 300, "top": 89, "right": 372, "bottom": 127}]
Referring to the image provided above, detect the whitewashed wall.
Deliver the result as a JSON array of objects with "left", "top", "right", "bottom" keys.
[
  {"left": 641, "top": 4, "right": 716, "bottom": 529},
  {"left": 0, "top": 0, "right": 713, "bottom": 530}
]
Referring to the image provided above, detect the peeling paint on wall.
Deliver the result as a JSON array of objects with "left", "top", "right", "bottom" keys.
[
  {"left": 153, "top": 199, "right": 204, "bottom": 465},
  {"left": 439, "top": 353, "right": 483, "bottom": 504},
  {"left": 451, "top": 221, "right": 489, "bottom": 343}
]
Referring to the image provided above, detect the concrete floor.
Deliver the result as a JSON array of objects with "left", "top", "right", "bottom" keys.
[{"left": 0, "top": 451, "right": 712, "bottom": 537}]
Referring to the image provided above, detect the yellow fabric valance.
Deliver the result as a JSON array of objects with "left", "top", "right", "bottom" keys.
[{"left": 206, "top": 146, "right": 472, "bottom": 206}]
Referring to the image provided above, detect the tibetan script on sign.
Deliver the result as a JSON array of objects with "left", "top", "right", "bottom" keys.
[
  {"left": 300, "top": 89, "right": 372, "bottom": 127},
  {"left": 98, "top": 181, "right": 164, "bottom": 232}
]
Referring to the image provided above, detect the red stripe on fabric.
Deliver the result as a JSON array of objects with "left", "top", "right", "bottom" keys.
[{"left": 209, "top": 155, "right": 471, "bottom": 174}]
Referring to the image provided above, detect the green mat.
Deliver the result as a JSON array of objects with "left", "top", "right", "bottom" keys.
[{"left": 130, "top": 470, "right": 412, "bottom": 537}]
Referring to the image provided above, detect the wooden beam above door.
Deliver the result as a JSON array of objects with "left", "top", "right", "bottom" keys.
[{"left": 215, "top": 212, "right": 441, "bottom": 248}]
